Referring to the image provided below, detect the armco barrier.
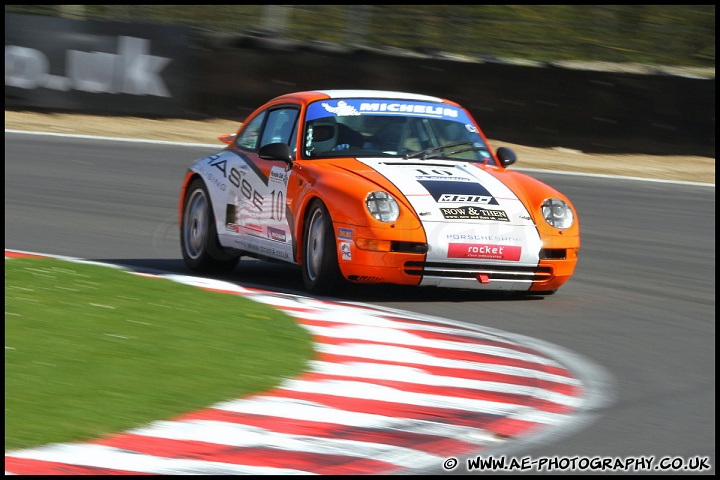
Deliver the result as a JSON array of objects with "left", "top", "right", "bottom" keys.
[{"left": 5, "top": 14, "right": 715, "bottom": 157}]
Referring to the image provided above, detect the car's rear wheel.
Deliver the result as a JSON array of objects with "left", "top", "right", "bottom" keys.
[
  {"left": 181, "top": 178, "right": 240, "bottom": 273},
  {"left": 302, "top": 199, "right": 345, "bottom": 295}
]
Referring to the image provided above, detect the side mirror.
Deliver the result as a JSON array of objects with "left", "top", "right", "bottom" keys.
[
  {"left": 258, "top": 142, "right": 293, "bottom": 166},
  {"left": 218, "top": 133, "right": 236, "bottom": 145},
  {"left": 495, "top": 146, "right": 517, "bottom": 168}
]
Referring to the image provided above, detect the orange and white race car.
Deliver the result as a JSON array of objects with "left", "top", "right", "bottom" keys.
[{"left": 179, "top": 90, "right": 579, "bottom": 296}]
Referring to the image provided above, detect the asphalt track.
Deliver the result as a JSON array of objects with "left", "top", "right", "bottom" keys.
[
  {"left": 5, "top": 249, "right": 605, "bottom": 475},
  {"left": 4, "top": 131, "right": 715, "bottom": 475}
]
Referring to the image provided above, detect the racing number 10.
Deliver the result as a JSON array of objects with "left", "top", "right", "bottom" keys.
[
  {"left": 416, "top": 168, "right": 454, "bottom": 176},
  {"left": 269, "top": 190, "right": 284, "bottom": 221}
]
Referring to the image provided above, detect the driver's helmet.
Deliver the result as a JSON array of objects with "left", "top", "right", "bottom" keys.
[
  {"left": 440, "top": 121, "right": 467, "bottom": 143},
  {"left": 309, "top": 116, "right": 338, "bottom": 154}
]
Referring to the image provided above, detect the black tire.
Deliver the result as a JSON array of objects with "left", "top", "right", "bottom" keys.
[
  {"left": 180, "top": 178, "right": 240, "bottom": 274},
  {"left": 301, "top": 199, "right": 346, "bottom": 295}
]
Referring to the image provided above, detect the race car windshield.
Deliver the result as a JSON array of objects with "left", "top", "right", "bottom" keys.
[
  {"left": 303, "top": 99, "right": 495, "bottom": 164},
  {"left": 403, "top": 141, "right": 490, "bottom": 160}
]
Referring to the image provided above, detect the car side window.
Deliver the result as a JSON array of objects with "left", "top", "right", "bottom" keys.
[
  {"left": 259, "top": 108, "right": 299, "bottom": 150},
  {"left": 235, "top": 111, "right": 266, "bottom": 150}
]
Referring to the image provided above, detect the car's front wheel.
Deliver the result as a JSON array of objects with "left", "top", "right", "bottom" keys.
[
  {"left": 181, "top": 178, "right": 240, "bottom": 273},
  {"left": 302, "top": 199, "right": 346, "bottom": 295}
]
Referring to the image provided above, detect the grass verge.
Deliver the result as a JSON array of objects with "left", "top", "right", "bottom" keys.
[{"left": 4, "top": 256, "right": 315, "bottom": 451}]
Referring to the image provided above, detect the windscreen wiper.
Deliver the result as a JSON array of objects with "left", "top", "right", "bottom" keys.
[
  {"left": 403, "top": 142, "right": 487, "bottom": 160},
  {"left": 404, "top": 141, "right": 473, "bottom": 160},
  {"left": 439, "top": 145, "right": 489, "bottom": 159}
]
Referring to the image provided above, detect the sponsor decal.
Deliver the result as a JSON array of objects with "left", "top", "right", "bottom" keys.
[
  {"left": 321, "top": 101, "right": 360, "bottom": 116},
  {"left": 267, "top": 226, "right": 287, "bottom": 243},
  {"left": 340, "top": 242, "right": 352, "bottom": 260},
  {"left": 419, "top": 180, "right": 499, "bottom": 206},
  {"left": 448, "top": 243, "right": 522, "bottom": 261},
  {"left": 205, "top": 171, "right": 227, "bottom": 192},
  {"left": 226, "top": 223, "right": 242, "bottom": 234},
  {"left": 207, "top": 156, "right": 264, "bottom": 211},
  {"left": 306, "top": 99, "right": 471, "bottom": 122},
  {"left": 358, "top": 102, "right": 459, "bottom": 119},
  {"left": 416, "top": 175, "right": 467, "bottom": 181},
  {"left": 244, "top": 242, "right": 290, "bottom": 259},
  {"left": 440, "top": 206, "right": 509, "bottom": 221},
  {"left": 438, "top": 194, "right": 495, "bottom": 203},
  {"left": 243, "top": 223, "right": 263, "bottom": 234},
  {"left": 338, "top": 227, "right": 353, "bottom": 240},
  {"left": 447, "top": 233, "right": 522, "bottom": 243},
  {"left": 269, "top": 168, "right": 288, "bottom": 186}
]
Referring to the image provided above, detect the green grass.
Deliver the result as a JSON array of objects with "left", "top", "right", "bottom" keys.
[{"left": 4, "top": 256, "right": 315, "bottom": 451}]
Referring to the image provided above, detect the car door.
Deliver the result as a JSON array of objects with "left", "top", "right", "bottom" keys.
[{"left": 218, "top": 106, "right": 300, "bottom": 264}]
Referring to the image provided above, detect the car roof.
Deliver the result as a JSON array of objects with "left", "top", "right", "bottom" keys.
[
  {"left": 313, "top": 89, "right": 445, "bottom": 102},
  {"left": 268, "top": 89, "right": 450, "bottom": 105}
]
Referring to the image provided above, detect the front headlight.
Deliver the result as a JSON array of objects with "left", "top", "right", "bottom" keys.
[
  {"left": 541, "top": 198, "right": 574, "bottom": 229},
  {"left": 366, "top": 191, "right": 400, "bottom": 222}
]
